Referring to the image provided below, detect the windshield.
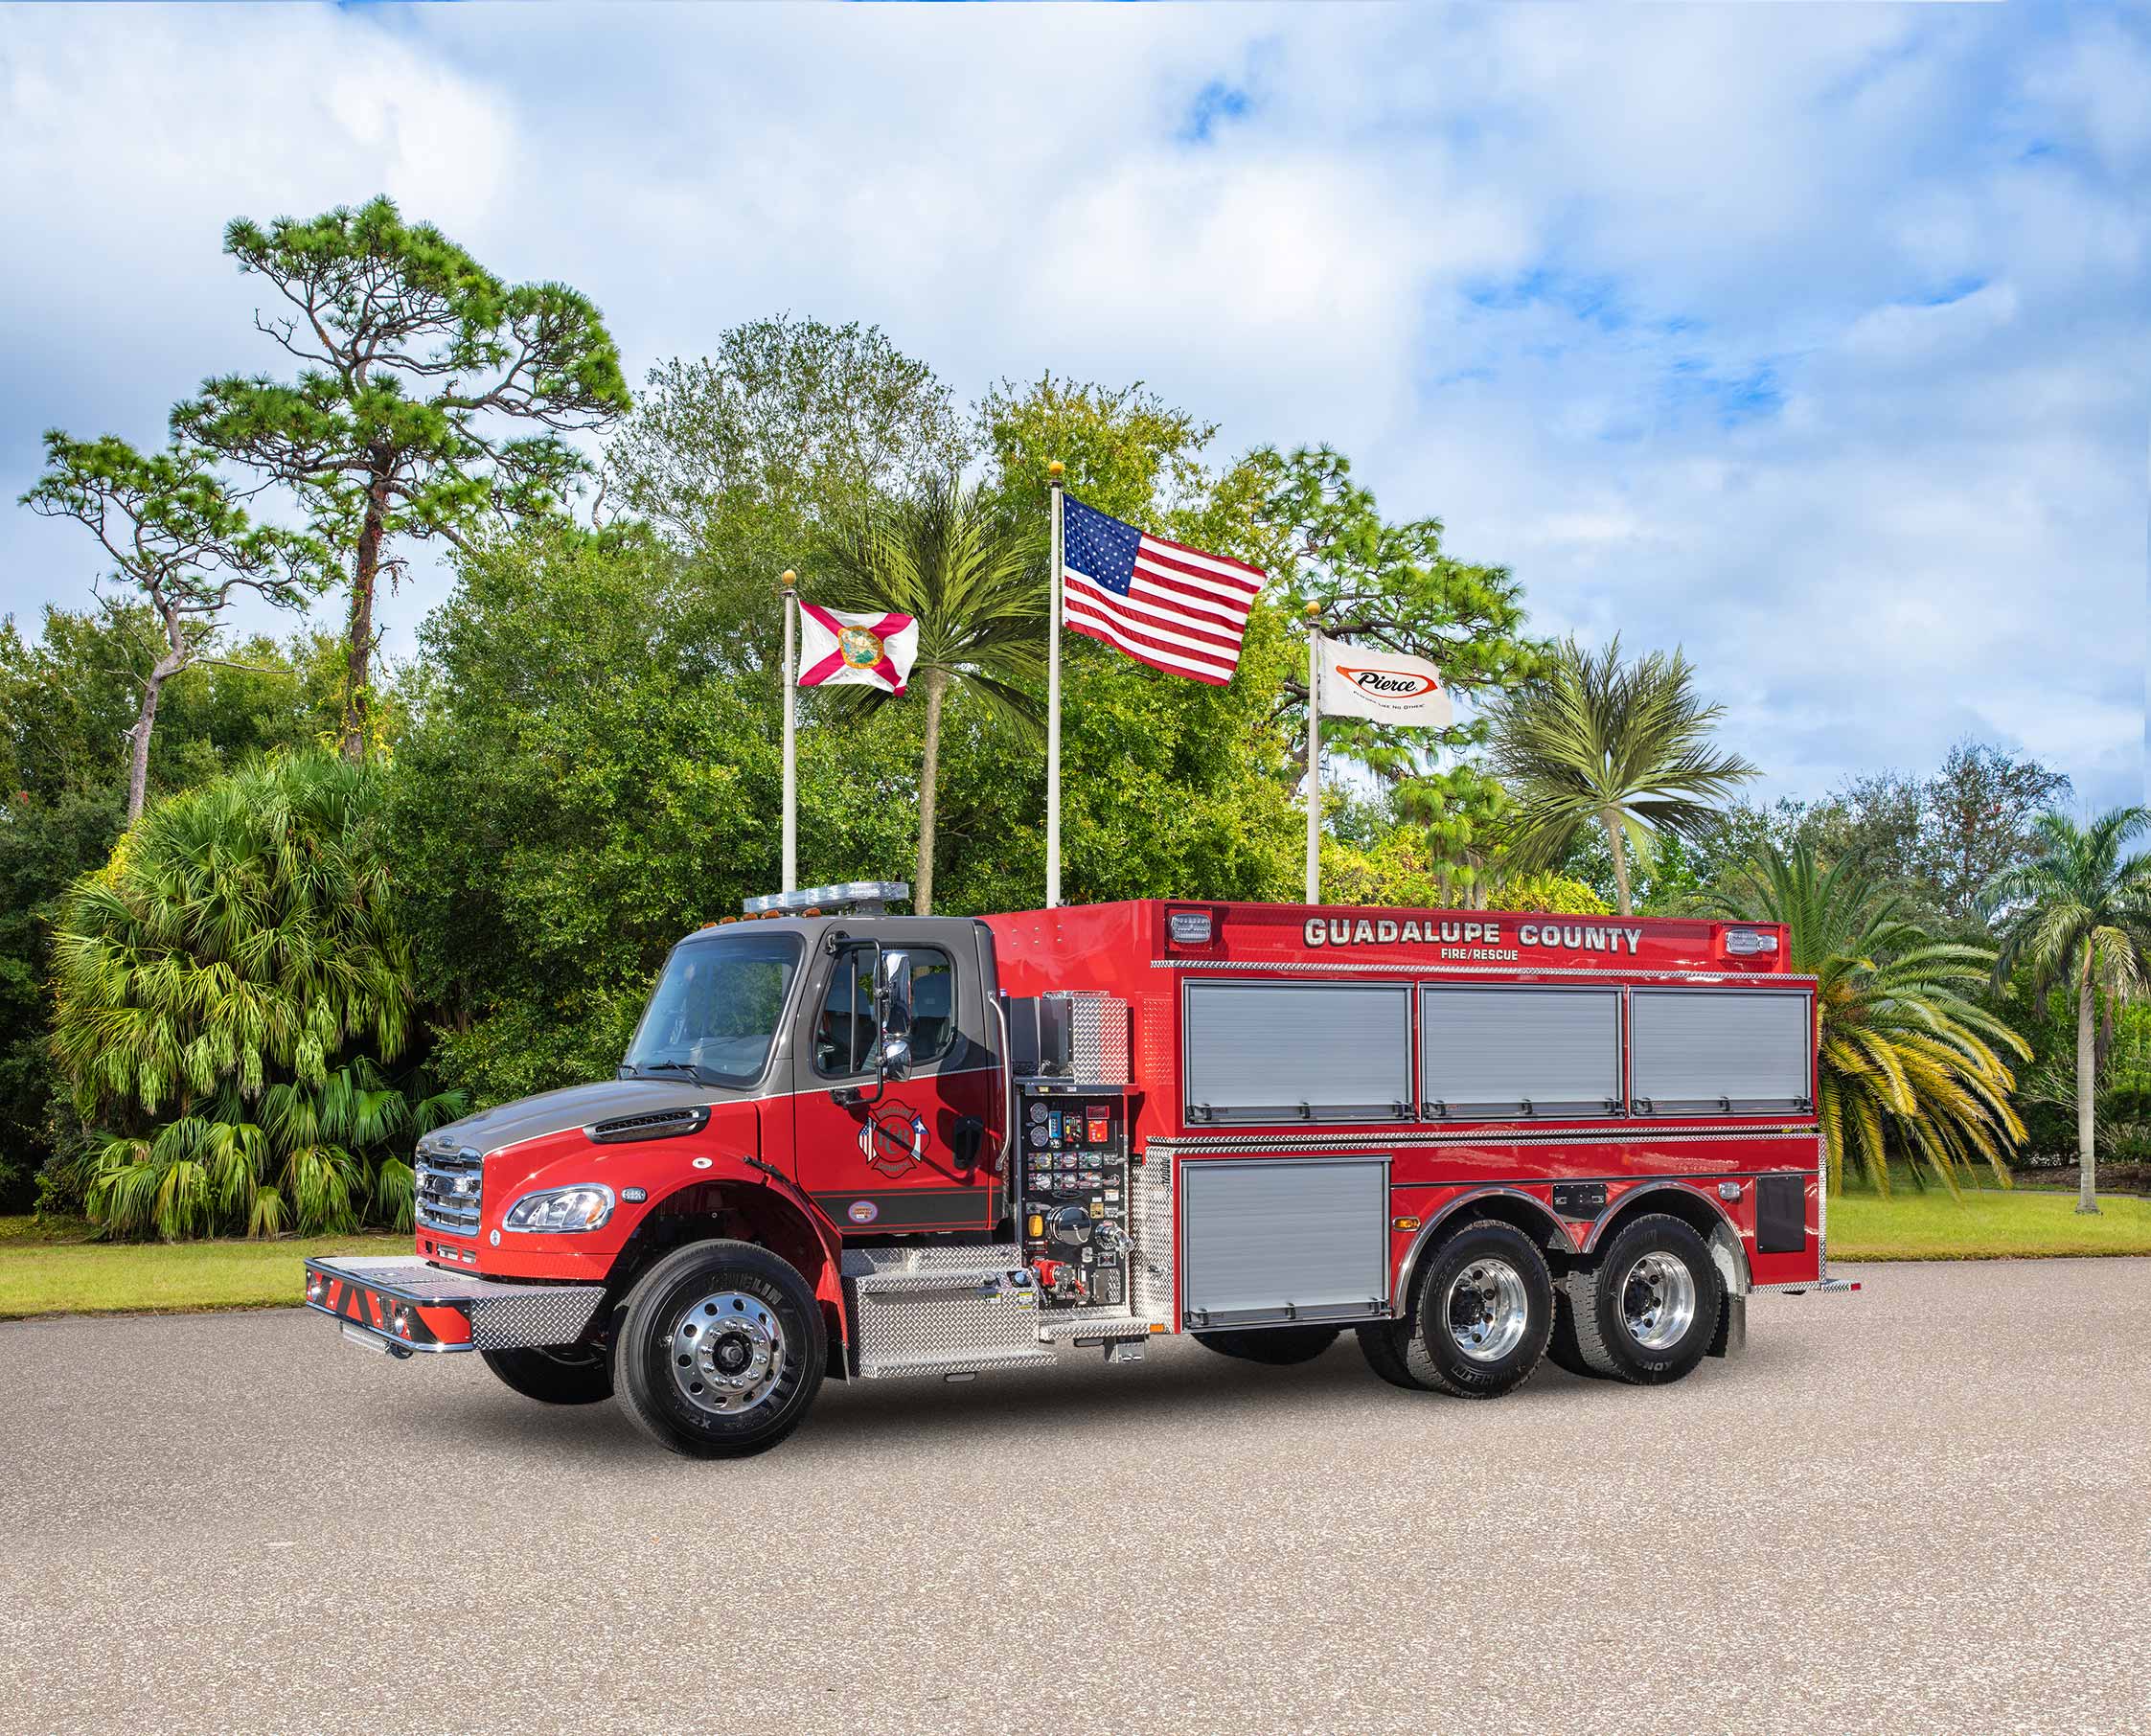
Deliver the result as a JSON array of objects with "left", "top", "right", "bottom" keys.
[{"left": 624, "top": 931, "right": 804, "bottom": 1087}]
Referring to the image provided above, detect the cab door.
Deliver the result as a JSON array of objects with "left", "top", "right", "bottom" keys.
[{"left": 789, "top": 923, "right": 1002, "bottom": 1236}]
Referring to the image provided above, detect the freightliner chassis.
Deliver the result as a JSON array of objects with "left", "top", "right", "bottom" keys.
[{"left": 305, "top": 884, "right": 1856, "bottom": 1456}]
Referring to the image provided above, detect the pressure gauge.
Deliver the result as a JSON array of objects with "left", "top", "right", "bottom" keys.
[
  {"left": 1028, "top": 1102, "right": 1049, "bottom": 1125},
  {"left": 1028, "top": 1126, "right": 1049, "bottom": 1148}
]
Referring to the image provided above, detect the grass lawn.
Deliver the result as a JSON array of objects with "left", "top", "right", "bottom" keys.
[
  {"left": 0, "top": 1216, "right": 407, "bottom": 1319},
  {"left": 1832, "top": 1185, "right": 2151, "bottom": 1261},
  {"left": 6, "top": 1181, "right": 2149, "bottom": 1320}
]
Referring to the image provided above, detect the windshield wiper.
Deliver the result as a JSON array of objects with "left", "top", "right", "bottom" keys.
[{"left": 635, "top": 1061, "right": 712, "bottom": 1085}]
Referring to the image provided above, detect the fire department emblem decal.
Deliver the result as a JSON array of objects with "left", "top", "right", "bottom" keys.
[{"left": 858, "top": 1102, "right": 928, "bottom": 1177}]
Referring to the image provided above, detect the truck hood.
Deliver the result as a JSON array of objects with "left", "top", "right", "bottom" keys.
[{"left": 424, "top": 1078, "right": 721, "bottom": 1154}]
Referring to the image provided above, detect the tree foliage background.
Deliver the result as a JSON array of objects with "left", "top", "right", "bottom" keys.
[{"left": 0, "top": 217, "right": 2099, "bottom": 1225}]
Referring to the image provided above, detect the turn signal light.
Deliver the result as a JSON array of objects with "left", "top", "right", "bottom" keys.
[{"left": 1391, "top": 1216, "right": 1423, "bottom": 1232}]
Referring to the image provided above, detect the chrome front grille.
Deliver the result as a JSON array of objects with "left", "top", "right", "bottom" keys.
[{"left": 414, "top": 1144, "right": 485, "bottom": 1237}]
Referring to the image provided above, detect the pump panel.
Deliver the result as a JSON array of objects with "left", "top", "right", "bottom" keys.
[{"left": 1016, "top": 1083, "right": 1131, "bottom": 1310}]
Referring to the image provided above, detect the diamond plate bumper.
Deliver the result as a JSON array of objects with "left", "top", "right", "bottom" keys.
[{"left": 303, "top": 1255, "right": 607, "bottom": 1357}]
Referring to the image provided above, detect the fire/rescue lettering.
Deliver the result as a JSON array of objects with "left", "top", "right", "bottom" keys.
[{"left": 1517, "top": 924, "right": 1647, "bottom": 954}]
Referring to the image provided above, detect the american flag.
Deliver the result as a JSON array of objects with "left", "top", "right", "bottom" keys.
[{"left": 1060, "top": 494, "right": 1264, "bottom": 686}]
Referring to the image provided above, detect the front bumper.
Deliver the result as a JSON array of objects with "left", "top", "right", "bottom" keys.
[{"left": 304, "top": 1255, "right": 607, "bottom": 1359}]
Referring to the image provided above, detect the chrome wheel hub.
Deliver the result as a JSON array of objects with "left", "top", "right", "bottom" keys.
[
  {"left": 670, "top": 1291, "right": 785, "bottom": 1415},
  {"left": 1620, "top": 1252, "right": 1697, "bottom": 1351},
  {"left": 1445, "top": 1258, "right": 1529, "bottom": 1362}
]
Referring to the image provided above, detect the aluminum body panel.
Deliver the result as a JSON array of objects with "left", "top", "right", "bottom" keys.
[
  {"left": 1419, "top": 985, "right": 1621, "bottom": 1116},
  {"left": 1179, "top": 1156, "right": 1390, "bottom": 1325},
  {"left": 1183, "top": 981, "right": 1412, "bottom": 1124}
]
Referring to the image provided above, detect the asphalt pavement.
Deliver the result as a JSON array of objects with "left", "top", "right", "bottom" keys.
[{"left": 3, "top": 1258, "right": 2148, "bottom": 1736}]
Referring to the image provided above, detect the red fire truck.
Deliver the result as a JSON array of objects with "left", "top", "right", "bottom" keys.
[{"left": 304, "top": 883, "right": 1854, "bottom": 1456}]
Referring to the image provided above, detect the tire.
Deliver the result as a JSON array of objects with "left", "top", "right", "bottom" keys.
[
  {"left": 1355, "top": 1318, "right": 1431, "bottom": 1391},
  {"left": 480, "top": 1344, "right": 613, "bottom": 1405},
  {"left": 1192, "top": 1326, "right": 1340, "bottom": 1365},
  {"left": 615, "top": 1239, "right": 827, "bottom": 1458},
  {"left": 1564, "top": 1213, "right": 1722, "bottom": 1386},
  {"left": 1395, "top": 1219, "right": 1554, "bottom": 1399},
  {"left": 1545, "top": 1287, "right": 1609, "bottom": 1380}
]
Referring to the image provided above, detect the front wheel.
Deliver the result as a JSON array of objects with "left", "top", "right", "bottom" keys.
[
  {"left": 1565, "top": 1213, "right": 1722, "bottom": 1385},
  {"left": 615, "top": 1240, "right": 826, "bottom": 1458},
  {"left": 1193, "top": 1326, "right": 1339, "bottom": 1365},
  {"left": 480, "top": 1344, "right": 613, "bottom": 1405}
]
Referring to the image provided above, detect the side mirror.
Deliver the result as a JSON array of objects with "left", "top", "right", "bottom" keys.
[
  {"left": 876, "top": 950, "right": 914, "bottom": 1040},
  {"left": 878, "top": 1035, "right": 913, "bottom": 1083}
]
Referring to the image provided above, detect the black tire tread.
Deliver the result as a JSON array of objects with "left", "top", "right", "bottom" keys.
[
  {"left": 1568, "top": 1213, "right": 1722, "bottom": 1386},
  {"left": 1398, "top": 1218, "right": 1554, "bottom": 1401},
  {"left": 615, "top": 1239, "right": 825, "bottom": 1458},
  {"left": 1355, "top": 1320, "right": 1430, "bottom": 1390}
]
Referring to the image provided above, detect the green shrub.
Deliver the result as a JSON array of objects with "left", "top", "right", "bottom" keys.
[{"left": 50, "top": 752, "right": 462, "bottom": 1239}]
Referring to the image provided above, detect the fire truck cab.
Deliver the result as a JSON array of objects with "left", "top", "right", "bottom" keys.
[{"left": 304, "top": 885, "right": 1851, "bottom": 1457}]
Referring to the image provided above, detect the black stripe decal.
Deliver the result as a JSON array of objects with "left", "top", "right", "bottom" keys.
[{"left": 811, "top": 1189, "right": 995, "bottom": 1231}]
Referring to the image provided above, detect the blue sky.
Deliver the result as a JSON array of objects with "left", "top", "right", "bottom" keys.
[{"left": 3, "top": 3, "right": 2145, "bottom": 810}]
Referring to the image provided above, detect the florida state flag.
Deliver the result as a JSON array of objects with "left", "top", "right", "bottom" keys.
[{"left": 796, "top": 605, "right": 919, "bottom": 695}]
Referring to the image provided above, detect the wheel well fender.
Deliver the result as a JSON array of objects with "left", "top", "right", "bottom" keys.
[
  {"left": 609, "top": 1174, "right": 849, "bottom": 1364},
  {"left": 1393, "top": 1186, "right": 1569, "bottom": 1311},
  {"left": 1584, "top": 1181, "right": 1749, "bottom": 1294}
]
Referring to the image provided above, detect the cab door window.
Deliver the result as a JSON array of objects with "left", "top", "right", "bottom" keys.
[{"left": 812, "top": 946, "right": 955, "bottom": 1077}]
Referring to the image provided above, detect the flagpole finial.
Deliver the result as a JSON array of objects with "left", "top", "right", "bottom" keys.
[
  {"left": 1047, "top": 460, "right": 1064, "bottom": 480},
  {"left": 781, "top": 570, "right": 796, "bottom": 590}
]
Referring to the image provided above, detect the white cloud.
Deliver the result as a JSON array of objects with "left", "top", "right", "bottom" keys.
[{"left": 1, "top": 2, "right": 2143, "bottom": 814}]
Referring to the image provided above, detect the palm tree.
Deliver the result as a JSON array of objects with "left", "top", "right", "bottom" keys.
[
  {"left": 1984, "top": 809, "right": 2151, "bottom": 1214},
  {"left": 1485, "top": 635, "right": 1755, "bottom": 915},
  {"left": 1711, "top": 841, "right": 2027, "bottom": 1195},
  {"left": 820, "top": 477, "right": 1045, "bottom": 913},
  {"left": 51, "top": 751, "right": 463, "bottom": 1238}
]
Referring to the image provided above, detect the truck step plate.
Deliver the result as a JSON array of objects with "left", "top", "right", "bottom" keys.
[
  {"left": 857, "top": 1348, "right": 1060, "bottom": 1381},
  {"left": 304, "top": 1255, "right": 606, "bottom": 1355}
]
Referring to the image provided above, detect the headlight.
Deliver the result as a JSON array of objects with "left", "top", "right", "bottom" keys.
[{"left": 501, "top": 1184, "right": 616, "bottom": 1234}]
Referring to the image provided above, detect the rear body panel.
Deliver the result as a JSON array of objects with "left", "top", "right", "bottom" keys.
[{"left": 985, "top": 900, "right": 1827, "bottom": 1329}]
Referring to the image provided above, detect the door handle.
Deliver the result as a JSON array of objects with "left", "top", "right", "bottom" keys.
[{"left": 950, "top": 1114, "right": 986, "bottom": 1176}]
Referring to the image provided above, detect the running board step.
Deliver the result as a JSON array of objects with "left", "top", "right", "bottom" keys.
[
  {"left": 855, "top": 1266, "right": 1033, "bottom": 1299},
  {"left": 857, "top": 1348, "right": 1060, "bottom": 1381},
  {"left": 1036, "top": 1313, "right": 1154, "bottom": 1343}
]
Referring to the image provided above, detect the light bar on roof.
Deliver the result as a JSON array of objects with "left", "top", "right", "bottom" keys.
[{"left": 742, "top": 880, "right": 910, "bottom": 916}]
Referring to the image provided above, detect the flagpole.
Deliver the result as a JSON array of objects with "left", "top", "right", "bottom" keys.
[
  {"left": 1305, "top": 605, "right": 1322, "bottom": 905},
  {"left": 1046, "top": 460, "right": 1064, "bottom": 909},
  {"left": 781, "top": 569, "right": 798, "bottom": 894}
]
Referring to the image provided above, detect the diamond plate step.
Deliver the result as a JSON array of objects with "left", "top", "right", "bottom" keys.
[
  {"left": 1036, "top": 1313, "right": 1154, "bottom": 1342},
  {"left": 855, "top": 1266, "right": 1032, "bottom": 1298},
  {"left": 857, "top": 1347, "right": 1060, "bottom": 1381}
]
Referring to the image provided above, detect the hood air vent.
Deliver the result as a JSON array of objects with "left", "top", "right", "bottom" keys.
[{"left": 586, "top": 1105, "right": 712, "bottom": 1145}]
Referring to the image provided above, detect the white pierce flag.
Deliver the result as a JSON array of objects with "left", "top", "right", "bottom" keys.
[{"left": 1317, "top": 636, "right": 1453, "bottom": 727}]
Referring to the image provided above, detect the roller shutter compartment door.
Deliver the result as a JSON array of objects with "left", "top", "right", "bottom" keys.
[
  {"left": 1629, "top": 989, "right": 1813, "bottom": 1113},
  {"left": 1183, "top": 982, "right": 1411, "bottom": 1124},
  {"left": 1180, "top": 1157, "right": 1390, "bottom": 1327},
  {"left": 1419, "top": 987, "right": 1621, "bottom": 1117}
]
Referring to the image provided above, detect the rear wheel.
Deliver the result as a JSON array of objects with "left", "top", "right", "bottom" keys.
[
  {"left": 479, "top": 1344, "right": 613, "bottom": 1405},
  {"left": 1193, "top": 1326, "right": 1339, "bottom": 1365},
  {"left": 1565, "top": 1214, "right": 1721, "bottom": 1385},
  {"left": 616, "top": 1240, "right": 826, "bottom": 1458},
  {"left": 1361, "top": 1220, "right": 1553, "bottom": 1399}
]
